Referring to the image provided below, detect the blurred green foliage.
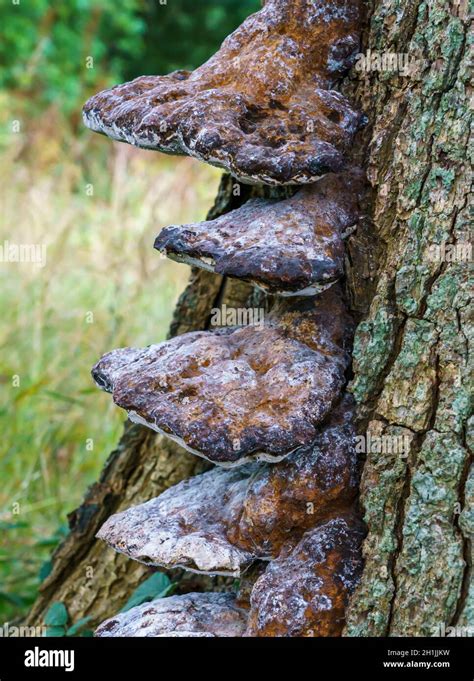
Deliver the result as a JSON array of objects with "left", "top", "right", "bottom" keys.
[
  {"left": 0, "top": 0, "right": 145, "bottom": 113},
  {"left": 0, "top": 0, "right": 260, "bottom": 114},
  {"left": 135, "top": 0, "right": 261, "bottom": 75}
]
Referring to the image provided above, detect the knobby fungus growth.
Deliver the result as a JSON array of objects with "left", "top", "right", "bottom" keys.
[
  {"left": 97, "top": 397, "right": 358, "bottom": 577},
  {"left": 155, "top": 171, "right": 364, "bottom": 297},
  {"left": 245, "top": 514, "right": 365, "bottom": 637},
  {"left": 83, "top": 0, "right": 365, "bottom": 185},
  {"left": 85, "top": 0, "right": 367, "bottom": 637},
  {"left": 96, "top": 593, "right": 248, "bottom": 638},
  {"left": 92, "top": 289, "right": 353, "bottom": 466}
]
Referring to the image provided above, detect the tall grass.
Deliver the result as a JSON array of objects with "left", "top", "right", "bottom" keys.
[{"left": 0, "top": 99, "right": 221, "bottom": 620}]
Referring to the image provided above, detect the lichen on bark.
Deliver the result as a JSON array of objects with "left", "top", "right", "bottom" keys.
[{"left": 345, "top": 0, "right": 472, "bottom": 636}]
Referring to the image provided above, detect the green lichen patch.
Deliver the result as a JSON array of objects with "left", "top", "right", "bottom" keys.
[
  {"left": 390, "top": 432, "right": 468, "bottom": 635},
  {"left": 377, "top": 319, "right": 438, "bottom": 431},
  {"left": 345, "top": 423, "right": 413, "bottom": 636}
]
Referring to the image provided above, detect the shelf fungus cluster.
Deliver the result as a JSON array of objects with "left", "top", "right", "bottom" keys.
[
  {"left": 86, "top": 0, "right": 366, "bottom": 638},
  {"left": 97, "top": 397, "right": 358, "bottom": 576}
]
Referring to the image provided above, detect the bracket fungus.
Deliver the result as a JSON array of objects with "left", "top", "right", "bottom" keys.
[
  {"left": 83, "top": 0, "right": 364, "bottom": 185},
  {"left": 87, "top": 0, "right": 367, "bottom": 638},
  {"left": 155, "top": 171, "right": 363, "bottom": 296},
  {"left": 97, "top": 397, "right": 358, "bottom": 577},
  {"left": 92, "top": 287, "right": 353, "bottom": 466},
  {"left": 245, "top": 514, "right": 365, "bottom": 637},
  {"left": 95, "top": 592, "right": 247, "bottom": 638}
]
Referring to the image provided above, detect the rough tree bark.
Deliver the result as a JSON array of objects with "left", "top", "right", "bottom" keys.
[
  {"left": 27, "top": 0, "right": 472, "bottom": 635},
  {"left": 344, "top": 0, "right": 472, "bottom": 636}
]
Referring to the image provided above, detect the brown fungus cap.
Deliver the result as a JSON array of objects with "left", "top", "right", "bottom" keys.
[
  {"left": 155, "top": 171, "right": 363, "bottom": 296},
  {"left": 245, "top": 513, "right": 365, "bottom": 637},
  {"left": 92, "top": 287, "right": 353, "bottom": 466},
  {"left": 96, "top": 397, "right": 358, "bottom": 576},
  {"left": 95, "top": 592, "right": 247, "bottom": 638},
  {"left": 83, "top": 0, "right": 365, "bottom": 185}
]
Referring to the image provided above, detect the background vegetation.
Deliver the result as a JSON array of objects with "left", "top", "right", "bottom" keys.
[{"left": 0, "top": 0, "right": 260, "bottom": 623}]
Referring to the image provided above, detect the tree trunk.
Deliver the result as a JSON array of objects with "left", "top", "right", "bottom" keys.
[
  {"left": 27, "top": 0, "right": 472, "bottom": 635},
  {"left": 344, "top": 0, "right": 472, "bottom": 636}
]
